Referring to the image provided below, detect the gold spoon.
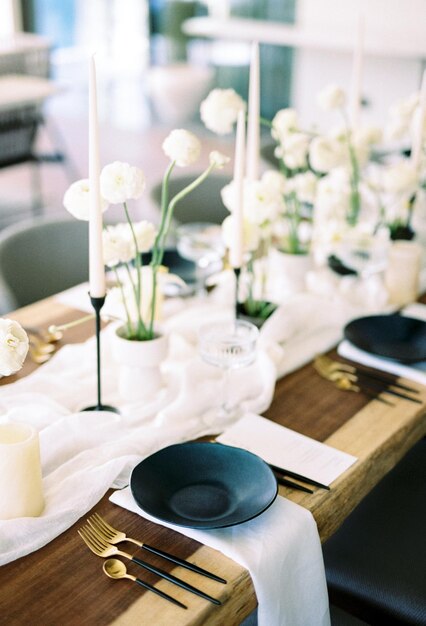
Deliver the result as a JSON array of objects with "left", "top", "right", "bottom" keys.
[{"left": 103, "top": 559, "right": 187, "bottom": 609}]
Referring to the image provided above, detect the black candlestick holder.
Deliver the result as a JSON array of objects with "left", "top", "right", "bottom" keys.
[
  {"left": 234, "top": 267, "right": 241, "bottom": 320},
  {"left": 82, "top": 295, "right": 119, "bottom": 413}
]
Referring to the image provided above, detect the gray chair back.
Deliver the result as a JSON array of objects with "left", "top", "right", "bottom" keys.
[
  {"left": 0, "top": 216, "right": 88, "bottom": 312},
  {"left": 150, "top": 173, "right": 231, "bottom": 225}
]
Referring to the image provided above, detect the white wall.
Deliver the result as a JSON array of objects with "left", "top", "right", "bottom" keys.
[{"left": 293, "top": 0, "right": 426, "bottom": 129}]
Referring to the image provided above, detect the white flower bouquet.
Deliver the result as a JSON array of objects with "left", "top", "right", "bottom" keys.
[{"left": 64, "top": 128, "right": 228, "bottom": 341}]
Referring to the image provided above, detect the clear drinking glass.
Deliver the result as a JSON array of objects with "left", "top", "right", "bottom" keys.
[
  {"left": 176, "top": 222, "right": 224, "bottom": 294},
  {"left": 198, "top": 319, "right": 259, "bottom": 427}
]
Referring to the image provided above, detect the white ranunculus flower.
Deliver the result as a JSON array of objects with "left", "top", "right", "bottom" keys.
[
  {"left": 221, "top": 215, "right": 260, "bottom": 253},
  {"left": 162, "top": 129, "right": 201, "bottom": 167},
  {"left": 309, "top": 136, "right": 347, "bottom": 173},
  {"left": 271, "top": 108, "right": 298, "bottom": 143},
  {"left": 220, "top": 180, "right": 237, "bottom": 213},
  {"left": 103, "top": 221, "right": 157, "bottom": 268},
  {"left": 209, "top": 150, "right": 230, "bottom": 169},
  {"left": 261, "top": 170, "right": 288, "bottom": 196},
  {"left": 100, "top": 162, "right": 145, "bottom": 205},
  {"left": 133, "top": 220, "right": 156, "bottom": 253},
  {"left": 386, "top": 92, "right": 419, "bottom": 139},
  {"left": 102, "top": 224, "right": 135, "bottom": 267},
  {"left": 383, "top": 160, "right": 419, "bottom": 195},
  {"left": 353, "top": 126, "right": 383, "bottom": 146},
  {"left": 244, "top": 178, "right": 285, "bottom": 225},
  {"left": 63, "top": 179, "right": 109, "bottom": 221},
  {"left": 315, "top": 168, "right": 351, "bottom": 220},
  {"left": 317, "top": 84, "right": 346, "bottom": 111},
  {"left": 222, "top": 176, "right": 285, "bottom": 225},
  {"left": 200, "top": 88, "right": 245, "bottom": 135},
  {"left": 410, "top": 105, "right": 426, "bottom": 143},
  {"left": 297, "top": 219, "right": 313, "bottom": 245},
  {"left": 0, "top": 318, "right": 29, "bottom": 376},
  {"left": 292, "top": 171, "right": 318, "bottom": 204},
  {"left": 281, "top": 132, "right": 310, "bottom": 170}
]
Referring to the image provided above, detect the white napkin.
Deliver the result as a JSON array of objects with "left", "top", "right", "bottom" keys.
[
  {"left": 338, "top": 303, "right": 426, "bottom": 385},
  {"left": 110, "top": 488, "right": 330, "bottom": 626}
]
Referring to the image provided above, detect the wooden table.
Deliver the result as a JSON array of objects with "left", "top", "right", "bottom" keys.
[{"left": 1, "top": 298, "right": 425, "bottom": 626}]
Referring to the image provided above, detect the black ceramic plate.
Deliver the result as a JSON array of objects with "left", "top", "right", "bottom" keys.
[
  {"left": 130, "top": 442, "right": 278, "bottom": 529},
  {"left": 141, "top": 249, "right": 196, "bottom": 286},
  {"left": 344, "top": 314, "right": 426, "bottom": 363}
]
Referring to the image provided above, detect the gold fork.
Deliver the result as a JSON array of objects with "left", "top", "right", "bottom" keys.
[
  {"left": 314, "top": 354, "right": 354, "bottom": 375},
  {"left": 87, "top": 513, "right": 226, "bottom": 583},
  {"left": 313, "top": 358, "right": 394, "bottom": 405},
  {"left": 78, "top": 525, "right": 221, "bottom": 605}
]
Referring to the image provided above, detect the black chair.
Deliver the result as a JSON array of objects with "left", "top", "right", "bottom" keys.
[
  {"left": 0, "top": 106, "right": 72, "bottom": 216},
  {"left": 0, "top": 216, "right": 89, "bottom": 313},
  {"left": 323, "top": 437, "right": 426, "bottom": 626}
]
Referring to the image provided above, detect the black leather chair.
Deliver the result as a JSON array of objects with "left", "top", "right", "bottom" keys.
[{"left": 323, "top": 438, "right": 426, "bottom": 625}]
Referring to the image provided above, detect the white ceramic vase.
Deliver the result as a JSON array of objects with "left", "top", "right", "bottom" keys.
[
  {"left": 269, "top": 248, "right": 312, "bottom": 298},
  {"left": 111, "top": 326, "right": 168, "bottom": 403}
]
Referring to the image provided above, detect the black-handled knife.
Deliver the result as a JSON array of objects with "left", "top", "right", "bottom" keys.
[{"left": 269, "top": 463, "right": 330, "bottom": 490}]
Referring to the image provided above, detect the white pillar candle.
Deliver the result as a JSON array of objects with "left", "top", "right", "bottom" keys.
[
  {"left": 230, "top": 109, "right": 245, "bottom": 269},
  {"left": 0, "top": 423, "right": 44, "bottom": 519},
  {"left": 246, "top": 41, "right": 260, "bottom": 181},
  {"left": 411, "top": 69, "right": 426, "bottom": 170},
  {"left": 89, "top": 55, "right": 106, "bottom": 298},
  {"left": 349, "top": 14, "right": 364, "bottom": 129},
  {"left": 385, "top": 241, "right": 422, "bottom": 307}
]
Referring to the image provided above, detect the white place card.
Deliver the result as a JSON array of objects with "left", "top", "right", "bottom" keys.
[{"left": 217, "top": 413, "right": 357, "bottom": 486}]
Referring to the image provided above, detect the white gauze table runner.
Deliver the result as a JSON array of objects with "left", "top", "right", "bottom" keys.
[{"left": 0, "top": 286, "right": 375, "bottom": 625}]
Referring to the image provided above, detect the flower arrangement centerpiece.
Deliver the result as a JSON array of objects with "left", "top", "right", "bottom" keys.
[
  {"left": 199, "top": 81, "right": 381, "bottom": 302},
  {"left": 369, "top": 87, "right": 426, "bottom": 241},
  {"left": 64, "top": 129, "right": 229, "bottom": 342},
  {"left": 0, "top": 319, "right": 29, "bottom": 376},
  {"left": 200, "top": 87, "right": 282, "bottom": 317}
]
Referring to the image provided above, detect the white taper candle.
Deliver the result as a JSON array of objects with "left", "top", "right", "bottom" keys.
[
  {"left": 411, "top": 69, "right": 426, "bottom": 170},
  {"left": 246, "top": 41, "right": 260, "bottom": 181},
  {"left": 88, "top": 55, "right": 106, "bottom": 298},
  {"left": 230, "top": 109, "right": 245, "bottom": 269},
  {"left": 349, "top": 14, "right": 364, "bottom": 129}
]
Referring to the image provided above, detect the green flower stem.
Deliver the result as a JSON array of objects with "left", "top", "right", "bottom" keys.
[
  {"left": 347, "top": 141, "right": 361, "bottom": 226},
  {"left": 407, "top": 193, "right": 416, "bottom": 227},
  {"left": 260, "top": 116, "right": 272, "bottom": 128},
  {"left": 113, "top": 266, "right": 133, "bottom": 337},
  {"left": 148, "top": 161, "right": 218, "bottom": 337},
  {"left": 245, "top": 256, "right": 256, "bottom": 316},
  {"left": 160, "top": 162, "right": 217, "bottom": 266},
  {"left": 148, "top": 264, "right": 159, "bottom": 338},
  {"left": 341, "top": 109, "right": 361, "bottom": 226},
  {"left": 123, "top": 201, "right": 147, "bottom": 338},
  {"left": 151, "top": 161, "right": 175, "bottom": 268}
]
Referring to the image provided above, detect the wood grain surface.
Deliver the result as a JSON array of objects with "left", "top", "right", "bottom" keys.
[{"left": 0, "top": 297, "right": 425, "bottom": 626}]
